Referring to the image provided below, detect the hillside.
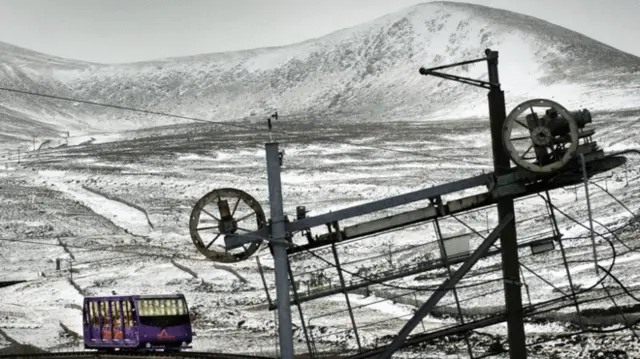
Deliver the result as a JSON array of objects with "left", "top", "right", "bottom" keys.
[{"left": 1, "top": 1, "right": 640, "bottom": 145}]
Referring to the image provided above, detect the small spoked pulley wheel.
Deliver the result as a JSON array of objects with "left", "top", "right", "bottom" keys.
[
  {"left": 503, "top": 98, "right": 579, "bottom": 174},
  {"left": 189, "top": 188, "right": 266, "bottom": 263}
]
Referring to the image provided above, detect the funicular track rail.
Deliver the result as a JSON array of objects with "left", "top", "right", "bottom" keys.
[{"left": 0, "top": 351, "right": 275, "bottom": 359}]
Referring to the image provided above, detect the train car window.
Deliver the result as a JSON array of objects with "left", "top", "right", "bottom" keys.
[
  {"left": 82, "top": 303, "right": 88, "bottom": 327},
  {"left": 137, "top": 297, "right": 190, "bottom": 327},
  {"left": 177, "top": 298, "right": 185, "bottom": 315},
  {"left": 112, "top": 301, "right": 121, "bottom": 327},
  {"left": 100, "top": 301, "right": 111, "bottom": 326},
  {"left": 91, "top": 302, "right": 99, "bottom": 327},
  {"left": 123, "top": 301, "right": 129, "bottom": 327},
  {"left": 160, "top": 299, "right": 167, "bottom": 315},
  {"left": 98, "top": 301, "right": 103, "bottom": 325}
]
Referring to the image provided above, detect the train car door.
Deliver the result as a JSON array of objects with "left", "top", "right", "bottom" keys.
[
  {"left": 111, "top": 300, "right": 123, "bottom": 342},
  {"left": 89, "top": 301, "right": 101, "bottom": 343},
  {"left": 123, "top": 299, "right": 139, "bottom": 345},
  {"left": 99, "top": 301, "right": 113, "bottom": 342}
]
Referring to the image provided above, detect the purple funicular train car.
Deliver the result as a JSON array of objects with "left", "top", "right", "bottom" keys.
[{"left": 82, "top": 293, "right": 193, "bottom": 351}]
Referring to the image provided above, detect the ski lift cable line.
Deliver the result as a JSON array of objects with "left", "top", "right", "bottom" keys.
[{"left": 0, "top": 86, "right": 486, "bottom": 166}]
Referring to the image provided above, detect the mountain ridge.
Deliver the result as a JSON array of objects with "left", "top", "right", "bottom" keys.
[
  {"left": 1, "top": 1, "right": 639, "bottom": 147},
  {"left": 4, "top": 2, "right": 640, "bottom": 65}
]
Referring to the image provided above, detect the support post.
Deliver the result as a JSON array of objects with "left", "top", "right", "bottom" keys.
[
  {"left": 265, "top": 142, "right": 295, "bottom": 359},
  {"left": 545, "top": 190, "right": 585, "bottom": 327},
  {"left": 286, "top": 262, "right": 314, "bottom": 356},
  {"left": 287, "top": 261, "right": 314, "bottom": 358},
  {"left": 486, "top": 49, "right": 527, "bottom": 359},
  {"left": 625, "top": 162, "right": 629, "bottom": 186},
  {"left": 256, "top": 257, "right": 273, "bottom": 306},
  {"left": 330, "top": 222, "right": 363, "bottom": 352},
  {"left": 580, "top": 153, "right": 599, "bottom": 275},
  {"left": 519, "top": 266, "right": 532, "bottom": 306},
  {"left": 486, "top": 212, "right": 489, "bottom": 233}
]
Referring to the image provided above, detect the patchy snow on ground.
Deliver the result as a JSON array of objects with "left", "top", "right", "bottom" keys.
[
  {"left": 33, "top": 170, "right": 153, "bottom": 236},
  {"left": 1, "top": 110, "right": 640, "bottom": 357}
]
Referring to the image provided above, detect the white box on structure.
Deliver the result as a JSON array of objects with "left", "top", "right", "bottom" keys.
[{"left": 442, "top": 232, "right": 471, "bottom": 260}]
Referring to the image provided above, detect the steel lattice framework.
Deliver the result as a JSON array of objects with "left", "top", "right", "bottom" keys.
[{"left": 188, "top": 48, "right": 631, "bottom": 359}]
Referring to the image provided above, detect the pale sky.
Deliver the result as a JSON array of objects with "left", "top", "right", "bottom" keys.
[{"left": 0, "top": 0, "right": 639, "bottom": 63}]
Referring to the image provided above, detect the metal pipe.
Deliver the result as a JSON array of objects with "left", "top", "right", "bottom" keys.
[
  {"left": 580, "top": 153, "right": 599, "bottom": 275},
  {"left": 265, "top": 142, "right": 295, "bottom": 358},
  {"left": 486, "top": 49, "right": 527, "bottom": 359}
]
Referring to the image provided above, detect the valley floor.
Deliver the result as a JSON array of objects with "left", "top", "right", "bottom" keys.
[{"left": 1, "top": 113, "right": 640, "bottom": 358}]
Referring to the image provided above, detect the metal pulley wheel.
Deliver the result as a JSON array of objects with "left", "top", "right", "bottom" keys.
[
  {"left": 502, "top": 98, "right": 579, "bottom": 174},
  {"left": 189, "top": 188, "right": 266, "bottom": 263}
]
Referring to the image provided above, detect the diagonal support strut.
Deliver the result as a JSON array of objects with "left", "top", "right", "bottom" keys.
[{"left": 376, "top": 212, "right": 515, "bottom": 359}]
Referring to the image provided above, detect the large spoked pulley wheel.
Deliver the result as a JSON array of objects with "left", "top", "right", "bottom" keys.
[
  {"left": 503, "top": 98, "right": 579, "bottom": 174},
  {"left": 189, "top": 188, "right": 266, "bottom": 263}
]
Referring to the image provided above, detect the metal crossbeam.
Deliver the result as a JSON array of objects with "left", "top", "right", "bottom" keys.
[
  {"left": 376, "top": 212, "right": 514, "bottom": 359},
  {"left": 224, "top": 174, "right": 491, "bottom": 249},
  {"left": 224, "top": 152, "right": 623, "bottom": 252}
]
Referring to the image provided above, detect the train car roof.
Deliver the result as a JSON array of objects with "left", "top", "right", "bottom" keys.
[
  {"left": 134, "top": 294, "right": 186, "bottom": 299},
  {"left": 84, "top": 293, "right": 186, "bottom": 300}
]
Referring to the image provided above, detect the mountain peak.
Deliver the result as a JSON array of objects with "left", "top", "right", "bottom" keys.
[{"left": 1, "top": 1, "right": 639, "bottom": 142}]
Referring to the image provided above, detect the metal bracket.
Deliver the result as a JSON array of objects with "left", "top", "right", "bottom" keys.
[
  {"left": 418, "top": 56, "right": 498, "bottom": 89},
  {"left": 503, "top": 279, "right": 523, "bottom": 287}
]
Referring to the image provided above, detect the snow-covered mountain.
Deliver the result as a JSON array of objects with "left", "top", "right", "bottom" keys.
[{"left": 2, "top": 1, "right": 640, "bottom": 143}]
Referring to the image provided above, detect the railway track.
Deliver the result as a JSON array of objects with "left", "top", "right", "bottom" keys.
[{"left": 0, "top": 351, "right": 276, "bottom": 359}]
